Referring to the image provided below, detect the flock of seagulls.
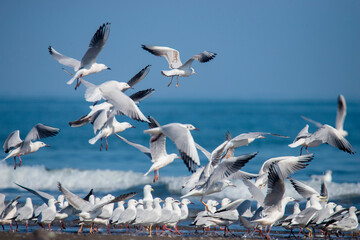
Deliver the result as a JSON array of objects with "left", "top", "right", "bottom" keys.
[{"left": 0, "top": 22, "right": 358, "bottom": 238}]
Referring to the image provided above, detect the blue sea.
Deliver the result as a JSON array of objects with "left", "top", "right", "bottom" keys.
[{"left": 0, "top": 97, "right": 359, "bottom": 216}]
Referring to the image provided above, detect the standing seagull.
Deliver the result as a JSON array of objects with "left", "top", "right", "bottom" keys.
[
  {"left": 144, "top": 122, "right": 200, "bottom": 172},
  {"left": 2, "top": 124, "right": 60, "bottom": 169},
  {"left": 141, "top": 45, "right": 216, "bottom": 87},
  {"left": 116, "top": 116, "right": 181, "bottom": 182},
  {"left": 49, "top": 23, "right": 111, "bottom": 89},
  {"left": 289, "top": 124, "right": 355, "bottom": 155},
  {"left": 302, "top": 94, "right": 348, "bottom": 137}
]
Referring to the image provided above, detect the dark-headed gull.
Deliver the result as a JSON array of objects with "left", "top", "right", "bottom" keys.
[
  {"left": 49, "top": 23, "right": 111, "bottom": 89},
  {"left": 141, "top": 45, "right": 216, "bottom": 87},
  {"left": 2, "top": 123, "right": 60, "bottom": 169}
]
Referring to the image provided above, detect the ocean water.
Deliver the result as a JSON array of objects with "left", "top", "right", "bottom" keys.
[{"left": 0, "top": 97, "right": 359, "bottom": 212}]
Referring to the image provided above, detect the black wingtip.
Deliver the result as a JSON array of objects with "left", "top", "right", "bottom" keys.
[{"left": 48, "top": 46, "right": 52, "bottom": 54}]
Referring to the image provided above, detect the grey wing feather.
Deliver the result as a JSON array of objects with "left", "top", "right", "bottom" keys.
[
  {"left": 243, "top": 179, "right": 265, "bottom": 207},
  {"left": 205, "top": 152, "right": 257, "bottom": 188},
  {"left": 89, "top": 192, "right": 136, "bottom": 212},
  {"left": 115, "top": 134, "right": 151, "bottom": 159},
  {"left": 0, "top": 195, "right": 21, "bottom": 219},
  {"left": 311, "top": 125, "right": 354, "bottom": 154},
  {"left": 101, "top": 89, "right": 149, "bottom": 123},
  {"left": 231, "top": 170, "right": 258, "bottom": 180},
  {"left": 48, "top": 46, "right": 81, "bottom": 71},
  {"left": 91, "top": 109, "right": 108, "bottom": 134},
  {"left": 320, "top": 181, "right": 328, "bottom": 198},
  {"left": 15, "top": 183, "right": 54, "bottom": 204},
  {"left": 263, "top": 164, "right": 285, "bottom": 207},
  {"left": 161, "top": 124, "right": 200, "bottom": 172},
  {"left": 141, "top": 45, "right": 182, "bottom": 69},
  {"left": 58, "top": 182, "right": 92, "bottom": 212},
  {"left": 149, "top": 133, "right": 167, "bottom": 161},
  {"left": 216, "top": 199, "right": 246, "bottom": 212},
  {"left": 129, "top": 88, "right": 155, "bottom": 104},
  {"left": 125, "top": 65, "right": 151, "bottom": 90},
  {"left": 24, "top": 124, "right": 60, "bottom": 143},
  {"left": 181, "top": 51, "right": 216, "bottom": 68},
  {"left": 336, "top": 94, "right": 347, "bottom": 131},
  {"left": 289, "top": 178, "right": 319, "bottom": 199},
  {"left": 301, "top": 116, "right": 323, "bottom": 128},
  {"left": 80, "top": 23, "right": 111, "bottom": 67},
  {"left": 3, "top": 130, "right": 22, "bottom": 153},
  {"left": 195, "top": 143, "right": 211, "bottom": 161}
]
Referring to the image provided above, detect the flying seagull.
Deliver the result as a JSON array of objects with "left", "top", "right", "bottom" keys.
[{"left": 142, "top": 45, "right": 216, "bottom": 87}]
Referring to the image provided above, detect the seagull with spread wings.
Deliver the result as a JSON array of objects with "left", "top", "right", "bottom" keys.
[
  {"left": 116, "top": 116, "right": 181, "bottom": 182},
  {"left": 2, "top": 124, "right": 60, "bottom": 169},
  {"left": 302, "top": 94, "right": 349, "bottom": 137},
  {"left": 142, "top": 45, "right": 216, "bottom": 87},
  {"left": 49, "top": 23, "right": 111, "bottom": 89}
]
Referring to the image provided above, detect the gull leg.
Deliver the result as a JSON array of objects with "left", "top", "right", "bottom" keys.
[
  {"left": 48, "top": 224, "right": 51, "bottom": 232},
  {"left": 200, "top": 196, "right": 210, "bottom": 212},
  {"left": 78, "top": 224, "right": 83, "bottom": 233},
  {"left": 18, "top": 155, "right": 23, "bottom": 167},
  {"left": 167, "top": 76, "right": 174, "bottom": 87},
  {"left": 306, "top": 147, "right": 310, "bottom": 154},
  {"left": 266, "top": 225, "right": 272, "bottom": 239},
  {"left": 93, "top": 101, "right": 98, "bottom": 107},
  {"left": 105, "top": 136, "right": 109, "bottom": 151},
  {"left": 75, "top": 78, "right": 79, "bottom": 90},
  {"left": 149, "top": 225, "right": 152, "bottom": 236},
  {"left": 156, "top": 168, "right": 159, "bottom": 180},
  {"left": 107, "top": 223, "right": 111, "bottom": 235},
  {"left": 153, "top": 170, "right": 156, "bottom": 183},
  {"left": 300, "top": 146, "right": 303, "bottom": 155},
  {"left": 89, "top": 223, "right": 94, "bottom": 234},
  {"left": 174, "top": 224, "right": 181, "bottom": 235},
  {"left": 26, "top": 221, "right": 28, "bottom": 233},
  {"left": 100, "top": 138, "right": 103, "bottom": 151},
  {"left": 13, "top": 157, "right": 17, "bottom": 170},
  {"left": 226, "top": 147, "right": 234, "bottom": 159},
  {"left": 175, "top": 76, "right": 180, "bottom": 88}
]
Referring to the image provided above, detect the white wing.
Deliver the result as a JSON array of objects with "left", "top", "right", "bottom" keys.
[
  {"left": 289, "top": 178, "right": 319, "bottom": 199},
  {"left": 142, "top": 45, "right": 182, "bottom": 69},
  {"left": 115, "top": 134, "right": 151, "bottom": 159},
  {"left": 91, "top": 109, "right": 109, "bottom": 134},
  {"left": 301, "top": 116, "right": 323, "bottom": 128},
  {"left": 3, "top": 130, "right": 22, "bottom": 153},
  {"left": 336, "top": 94, "right": 347, "bottom": 131},
  {"left": 263, "top": 164, "right": 285, "bottom": 207},
  {"left": 159, "top": 123, "right": 200, "bottom": 172},
  {"left": 48, "top": 46, "right": 81, "bottom": 71},
  {"left": 100, "top": 88, "right": 149, "bottom": 123},
  {"left": 80, "top": 23, "right": 111, "bottom": 67}
]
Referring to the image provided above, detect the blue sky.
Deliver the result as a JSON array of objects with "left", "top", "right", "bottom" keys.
[{"left": 0, "top": 1, "right": 359, "bottom": 100}]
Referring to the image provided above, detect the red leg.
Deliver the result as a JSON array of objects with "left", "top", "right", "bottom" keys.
[
  {"left": 105, "top": 136, "right": 109, "bottom": 151},
  {"left": 300, "top": 146, "right": 303, "bottom": 155},
  {"left": 48, "top": 223, "right": 51, "bottom": 232},
  {"left": 156, "top": 168, "right": 159, "bottom": 180},
  {"left": 168, "top": 76, "right": 174, "bottom": 87},
  {"left": 18, "top": 155, "right": 22, "bottom": 167},
  {"left": 107, "top": 223, "right": 111, "bottom": 235},
  {"left": 306, "top": 147, "right": 310, "bottom": 154},
  {"left": 175, "top": 76, "right": 180, "bottom": 88},
  {"left": 100, "top": 138, "right": 103, "bottom": 151},
  {"left": 13, "top": 157, "right": 17, "bottom": 170},
  {"left": 174, "top": 225, "right": 181, "bottom": 235},
  {"left": 153, "top": 171, "right": 156, "bottom": 183},
  {"left": 26, "top": 222, "right": 28, "bottom": 233}
]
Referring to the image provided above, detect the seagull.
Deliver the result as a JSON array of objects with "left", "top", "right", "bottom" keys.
[
  {"left": 224, "top": 131, "right": 288, "bottom": 158},
  {"left": 81, "top": 80, "right": 149, "bottom": 123},
  {"left": 0, "top": 195, "right": 21, "bottom": 231},
  {"left": 252, "top": 164, "right": 297, "bottom": 239},
  {"left": 141, "top": 45, "right": 216, "bottom": 87},
  {"left": 14, "top": 197, "right": 33, "bottom": 233},
  {"left": 144, "top": 122, "right": 200, "bottom": 172},
  {"left": 109, "top": 201, "right": 125, "bottom": 224},
  {"left": 88, "top": 114, "right": 135, "bottom": 151},
  {"left": 302, "top": 94, "right": 348, "bottom": 137},
  {"left": 49, "top": 23, "right": 111, "bottom": 89},
  {"left": 116, "top": 199, "right": 138, "bottom": 231},
  {"left": 58, "top": 182, "right": 136, "bottom": 234},
  {"left": 254, "top": 154, "right": 314, "bottom": 189},
  {"left": 116, "top": 116, "right": 181, "bottom": 182},
  {"left": 142, "top": 185, "right": 154, "bottom": 204},
  {"left": 2, "top": 123, "right": 60, "bottom": 169},
  {"left": 289, "top": 124, "right": 355, "bottom": 155},
  {"left": 37, "top": 198, "right": 59, "bottom": 232},
  {"left": 181, "top": 152, "right": 257, "bottom": 210},
  {"left": 310, "top": 170, "right": 332, "bottom": 183}
]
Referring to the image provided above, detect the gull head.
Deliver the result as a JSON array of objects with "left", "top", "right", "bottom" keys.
[
  {"left": 35, "top": 141, "right": 50, "bottom": 150},
  {"left": 116, "top": 82, "right": 132, "bottom": 91},
  {"left": 221, "top": 198, "right": 232, "bottom": 207},
  {"left": 99, "top": 63, "right": 111, "bottom": 71},
  {"left": 181, "top": 198, "right": 193, "bottom": 205},
  {"left": 122, "top": 122, "right": 136, "bottom": 130},
  {"left": 185, "top": 124, "right": 199, "bottom": 131},
  {"left": 170, "top": 153, "right": 181, "bottom": 160},
  {"left": 191, "top": 68, "right": 197, "bottom": 75}
]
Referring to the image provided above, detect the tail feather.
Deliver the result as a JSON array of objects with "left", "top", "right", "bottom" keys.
[
  {"left": 89, "top": 135, "right": 100, "bottom": 145},
  {"left": 288, "top": 139, "right": 305, "bottom": 148},
  {"left": 81, "top": 79, "right": 101, "bottom": 102},
  {"left": 66, "top": 71, "right": 81, "bottom": 85}
]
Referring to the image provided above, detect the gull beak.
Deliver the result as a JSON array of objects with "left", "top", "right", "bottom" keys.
[
  {"left": 161, "top": 200, "right": 165, "bottom": 203},
  {"left": 194, "top": 128, "right": 200, "bottom": 131},
  {"left": 259, "top": 136, "right": 266, "bottom": 139},
  {"left": 56, "top": 201, "right": 61, "bottom": 204},
  {"left": 107, "top": 67, "right": 111, "bottom": 70},
  {"left": 176, "top": 157, "right": 181, "bottom": 159},
  {"left": 45, "top": 145, "right": 51, "bottom": 147},
  {"left": 131, "top": 126, "right": 136, "bottom": 128},
  {"left": 259, "top": 185, "right": 263, "bottom": 190},
  {"left": 151, "top": 188, "right": 155, "bottom": 192},
  {"left": 180, "top": 203, "right": 184, "bottom": 205},
  {"left": 294, "top": 199, "right": 300, "bottom": 202},
  {"left": 231, "top": 185, "right": 237, "bottom": 188},
  {"left": 319, "top": 196, "right": 328, "bottom": 202},
  {"left": 129, "top": 87, "right": 134, "bottom": 89},
  {"left": 190, "top": 202, "right": 195, "bottom": 205},
  {"left": 193, "top": 72, "right": 197, "bottom": 75}
]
